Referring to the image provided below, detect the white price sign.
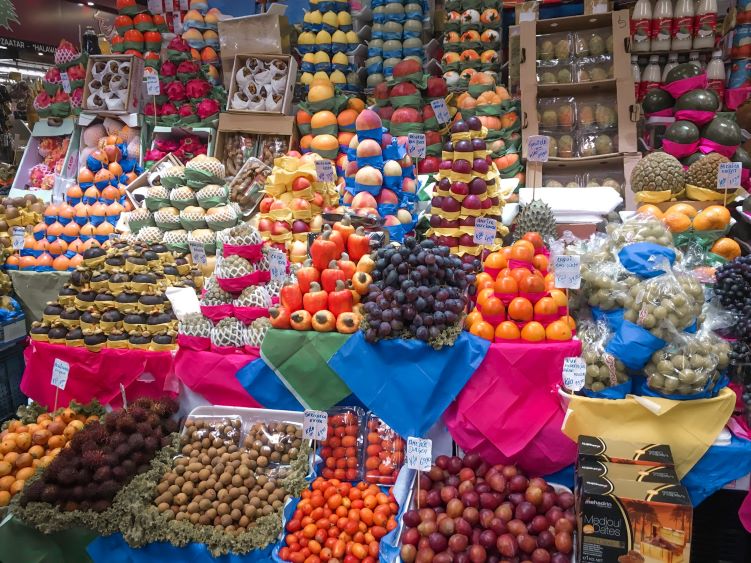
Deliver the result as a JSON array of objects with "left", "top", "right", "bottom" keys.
[
  {"left": 303, "top": 410, "right": 328, "bottom": 441},
  {"left": 407, "top": 133, "right": 426, "bottom": 158},
  {"left": 144, "top": 69, "right": 160, "bottom": 96},
  {"left": 430, "top": 99, "right": 451, "bottom": 125},
  {"left": 553, "top": 254, "right": 581, "bottom": 289},
  {"left": 315, "top": 160, "right": 335, "bottom": 183},
  {"left": 60, "top": 72, "right": 71, "bottom": 94},
  {"left": 406, "top": 437, "right": 433, "bottom": 471},
  {"left": 473, "top": 217, "right": 497, "bottom": 245},
  {"left": 11, "top": 226, "right": 24, "bottom": 250},
  {"left": 717, "top": 161, "right": 742, "bottom": 190},
  {"left": 188, "top": 240, "right": 207, "bottom": 265},
  {"left": 269, "top": 249, "right": 287, "bottom": 282},
  {"left": 527, "top": 135, "right": 550, "bottom": 162},
  {"left": 562, "top": 357, "right": 586, "bottom": 391},
  {"left": 179, "top": 0, "right": 189, "bottom": 9},
  {"left": 51, "top": 359, "right": 70, "bottom": 390},
  {"left": 147, "top": 0, "right": 163, "bottom": 14}
]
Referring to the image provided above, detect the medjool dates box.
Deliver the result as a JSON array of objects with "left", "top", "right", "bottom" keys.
[
  {"left": 577, "top": 435, "right": 675, "bottom": 467},
  {"left": 577, "top": 477, "right": 692, "bottom": 563},
  {"left": 577, "top": 459, "right": 679, "bottom": 485}
]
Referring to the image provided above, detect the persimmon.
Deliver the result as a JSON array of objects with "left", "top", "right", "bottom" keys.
[
  {"left": 501, "top": 246, "right": 513, "bottom": 259},
  {"left": 534, "top": 297, "right": 558, "bottom": 317},
  {"left": 532, "top": 254, "right": 549, "bottom": 272},
  {"left": 711, "top": 237, "right": 741, "bottom": 260},
  {"left": 522, "top": 232, "right": 544, "bottom": 250},
  {"left": 483, "top": 251, "right": 507, "bottom": 273},
  {"left": 637, "top": 204, "right": 664, "bottom": 219},
  {"left": 507, "top": 297, "right": 533, "bottom": 321},
  {"left": 519, "top": 273, "right": 545, "bottom": 293},
  {"left": 476, "top": 287, "right": 496, "bottom": 308},
  {"left": 544, "top": 272, "right": 555, "bottom": 290},
  {"left": 475, "top": 272, "right": 495, "bottom": 290},
  {"left": 495, "top": 321, "right": 521, "bottom": 341},
  {"left": 465, "top": 310, "right": 483, "bottom": 329},
  {"left": 548, "top": 289, "right": 568, "bottom": 309},
  {"left": 481, "top": 296, "right": 504, "bottom": 317},
  {"left": 664, "top": 212, "right": 691, "bottom": 233},
  {"left": 704, "top": 205, "right": 731, "bottom": 225},
  {"left": 494, "top": 275, "right": 518, "bottom": 295},
  {"left": 666, "top": 202, "right": 698, "bottom": 218},
  {"left": 511, "top": 267, "right": 531, "bottom": 285},
  {"left": 546, "top": 320, "right": 572, "bottom": 341},
  {"left": 510, "top": 241, "right": 534, "bottom": 262},
  {"left": 470, "top": 320, "right": 495, "bottom": 341},
  {"left": 521, "top": 321, "right": 546, "bottom": 342},
  {"left": 562, "top": 315, "right": 576, "bottom": 330}
]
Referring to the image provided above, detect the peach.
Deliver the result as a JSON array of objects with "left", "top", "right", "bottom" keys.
[
  {"left": 342, "top": 191, "right": 354, "bottom": 205},
  {"left": 351, "top": 192, "right": 378, "bottom": 209},
  {"left": 354, "top": 166, "right": 383, "bottom": 187},
  {"left": 377, "top": 189, "right": 399, "bottom": 205},
  {"left": 355, "top": 109, "right": 382, "bottom": 132},
  {"left": 290, "top": 198, "right": 311, "bottom": 211},
  {"left": 383, "top": 160, "right": 402, "bottom": 177},
  {"left": 292, "top": 177, "right": 312, "bottom": 191},
  {"left": 271, "top": 221, "right": 290, "bottom": 235},
  {"left": 348, "top": 135, "right": 360, "bottom": 149},
  {"left": 397, "top": 209, "right": 413, "bottom": 224},
  {"left": 269, "top": 199, "right": 288, "bottom": 211},
  {"left": 356, "top": 139, "right": 383, "bottom": 159},
  {"left": 345, "top": 160, "right": 359, "bottom": 177},
  {"left": 355, "top": 207, "right": 380, "bottom": 218},
  {"left": 258, "top": 218, "right": 274, "bottom": 232},
  {"left": 402, "top": 178, "right": 416, "bottom": 193},
  {"left": 383, "top": 215, "right": 401, "bottom": 226}
]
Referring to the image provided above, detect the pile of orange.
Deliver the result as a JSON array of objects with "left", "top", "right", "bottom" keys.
[
  {"left": 466, "top": 234, "right": 575, "bottom": 344},
  {"left": 0, "top": 407, "right": 96, "bottom": 506}
]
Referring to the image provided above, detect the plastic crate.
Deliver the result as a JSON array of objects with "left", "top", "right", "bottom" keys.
[
  {"left": 0, "top": 340, "right": 27, "bottom": 422},
  {"left": 691, "top": 489, "right": 751, "bottom": 563}
]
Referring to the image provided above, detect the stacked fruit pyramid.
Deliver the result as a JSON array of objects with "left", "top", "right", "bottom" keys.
[
  {"left": 33, "top": 39, "right": 87, "bottom": 118},
  {"left": 427, "top": 117, "right": 508, "bottom": 258},
  {"left": 364, "top": 0, "right": 427, "bottom": 88},
  {"left": 126, "top": 156, "right": 240, "bottom": 257},
  {"left": 181, "top": 224, "right": 279, "bottom": 351},
  {"left": 29, "top": 240, "right": 203, "bottom": 351},
  {"left": 442, "top": 3, "right": 502, "bottom": 88},
  {"left": 466, "top": 236, "right": 576, "bottom": 344},
  {"left": 112, "top": 1, "right": 168, "bottom": 69},
  {"left": 144, "top": 36, "right": 224, "bottom": 127},
  {"left": 297, "top": 0, "right": 362, "bottom": 93},
  {"left": 341, "top": 108, "right": 419, "bottom": 241},
  {"left": 180, "top": 5, "right": 224, "bottom": 83},
  {"left": 257, "top": 153, "right": 339, "bottom": 258}
]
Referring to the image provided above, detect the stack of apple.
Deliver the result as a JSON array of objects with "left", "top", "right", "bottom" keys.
[
  {"left": 257, "top": 153, "right": 340, "bottom": 259},
  {"left": 340, "top": 109, "right": 419, "bottom": 241},
  {"left": 427, "top": 118, "right": 508, "bottom": 261}
]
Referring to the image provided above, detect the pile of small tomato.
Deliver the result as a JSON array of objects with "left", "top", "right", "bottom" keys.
[{"left": 278, "top": 477, "right": 399, "bottom": 563}]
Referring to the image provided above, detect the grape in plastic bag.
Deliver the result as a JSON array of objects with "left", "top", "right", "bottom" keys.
[
  {"left": 580, "top": 321, "right": 629, "bottom": 391},
  {"left": 606, "top": 213, "right": 673, "bottom": 251}
]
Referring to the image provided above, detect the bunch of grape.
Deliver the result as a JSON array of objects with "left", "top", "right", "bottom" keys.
[
  {"left": 362, "top": 238, "right": 475, "bottom": 347},
  {"left": 715, "top": 256, "right": 751, "bottom": 379}
]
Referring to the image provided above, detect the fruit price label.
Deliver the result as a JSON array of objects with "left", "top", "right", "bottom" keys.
[
  {"left": 303, "top": 410, "right": 328, "bottom": 441},
  {"left": 553, "top": 254, "right": 581, "bottom": 289},
  {"left": 269, "top": 249, "right": 287, "bottom": 282},
  {"left": 430, "top": 99, "right": 451, "bottom": 125},
  {"left": 562, "top": 357, "right": 586, "bottom": 391},
  {"left": 60, "top": 72, "right": 71, "bottom": 94},
  {"left": 406, "top": 437, "right": 432, "bottom": 471},
  {"left": 188, "top": 240, "right": 207, "bottom": 265},
  {"left": 527, "top": 135, "right": 549, "bottom": 162},
  {"left": 473, "top": 217, "right": 497, "bottom": 245},
  {"left": 179, "top": 0, "right": 189, "bottom": 9},
  {"left": 717, "top": 162, "right": 742, "bottom": 190},
  {"left": 11, "top": 226, "right": 24, "bottom": 250},
  {"left": 147, "top": 0, "right": 163, "bottom": 14},
  {"left": 144, "top": 69, "right": 160, "bottom": 96},
  {"left": 51, "top": 359, "right": 70, "bottom": 390},
  {"left": 407, "top": 133, "right": 426, "bottom": 158},
  {"left": 315, "top": 160, "right": 335, "bottom": 183}
]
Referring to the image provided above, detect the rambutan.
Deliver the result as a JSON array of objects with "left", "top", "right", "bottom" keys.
[
  {"left": 94, "top": 466, "right": 112, "bottom": 483},
  {"left": 77, "top": 469, "right": 92, "bottom": 486},
  {"left": 107, "top": 431, "right": 127, "bottom": 447},
  {"left": 132, "top": 397, "right": 154, "bottom": 409},
  {"left": 112, "top": 466, "right": 128, "bottom": 482},
  {"left": 135, "top": 422, "right": 152, "bottom": 436},
  {"left": 82, "top": 449, "right": 109, "bottom": 468},
  {"left": 63, "top": 501, "right": 79, "bottom": 512},
  {"left": 85, "top": 425, "right": 109, "bottom": 446},
  {"left": 114, "top": 443, "right": 130, "bottom": 460},
  {"left": 120, "top": 459, "right": 136, "bottom": 475},
  {"left": 98, "top": 480, "right": 120, "bottom": 500},
  {"left": 164, "top": 419, "right": 178, "bottom": 434},
  {"left": 130, "top": 451, "right": 147, "bottom": 467},
  {"left": 144, "top": 435, "right": 159, "bottom": 452},
  {"left": 145, "top": 413, "right": 161, "bottom": 428},
  {"left": 136, "top": 464, "right": 150, "bottom": 474},
  {"left": 128, "top": 433, "right": 144, "bottom": 451},
  {"left": 71, "top": 485, "right": 85, "bottom": 502},
  {"left": 152, "top": 398, "right": 178, "bottom": 418},
  {"left": 80, "top": 500, "right": 91, "bottom": 511},
  {"left": 40, "top": 484, "right": 60, "bottom": 504},
  {"left": 115, "top": 413, "right": 137, "bottom": 433},
  {"left": 23, "top": 480, "right": 45, "bottom": 503},
  {"left": 129, "top": 406, "right": 148, "bottom": 422},
  {"left": 104, "top": 414, "right": 118, "bottom": 432},
  {"left": 57, "top": 467, "right": 78, "bottom": 486},
  {"left": 92, "top": 499, "right": 111, "bottom": 512}
]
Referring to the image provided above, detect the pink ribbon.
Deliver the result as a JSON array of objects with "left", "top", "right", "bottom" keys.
[
  {"left": 233, "top": 306, "right": 269, "bottom": 325},
  {"left": 743, "top": 168, "right": 750, "bottom": 186},
  {"left": 216, "top": 271, "right": 271, "bottom": 293},
  {"left": 662, "top": 138, "right": 700, "bottom": 158},
  {"left": 200, "top": 304, "right": 233, "bottom": 322},
  {"left": 508, "top": 259, "right": 533, "bottom": 271},
  {"left": 494, "top": 291, "right": 518, "bottom": 306},
  {"left": 645, "top": 107, "right": 675, "bottom": 118},
  {"left": 177, "top": 334, "right": 211, "bottom": 351},
  {"left": 222, "top": 243, "right": 263, "bottom": 262},
  {"left": 661, "top": 73, "right": 708, "bottom": 98},
  {"left": 724, "top": 86, "right": 751, "bottom": 110},
  {"left": 699, "top": 138, "right": 739, "bottom": 158},
  {"left": 673, "top": 109, "right": 716, "bottom": 126},
  {"left": 519, "top": 290, "right": 548, "bottom": 304}
]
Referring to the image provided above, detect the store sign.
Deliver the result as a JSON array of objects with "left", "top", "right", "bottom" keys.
[
  {"left": 188, "top": 240, "right": 207, "bottom": 265},
  {"left": 406, "top": 437, "right": 432, "bottom": 471},
  {"left": 0, "top": 37, "right": 55, "bottom": 53},
  {"left": 303, "top": 410, "right": 328, "bottom": 441},
  {"left": 51, "top": 359, "right": 70, "bottom": 390},
  {"left": 562, "top": 357, "right": 586, "bottom": 391},
  {"left": 269, "top": 249, "right": 287, "bottom": 282},
  {"left": 527, "top": 135, "right": 550, "bottom": 162},
  {"left": 315, "top": 160, "right": 335, "bottom": 183},
  {"left": 553, "top": 254, "right": 581, "bottom": 289},
  {"left": 407, "top": 133, "right": 426, "bottom": 159},
  {"left": 473, "top": 217, "right": 497, "bottom": 245},
  {"left": 717, "top": 162, "right": 742, "bottom": 190}
]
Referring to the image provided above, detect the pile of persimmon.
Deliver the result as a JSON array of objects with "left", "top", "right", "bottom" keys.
[
  {"left": 0, "top": 407, "right": 95, "bottom": 506},
  {"left": 269, "top": 220, "right": 374, "bottom": 333},
  {"left": 466, "top": 234, "right": 575, "bottom": 343},
  {"left": 278, "top": 477, "right": 398, "bottom": 563}
]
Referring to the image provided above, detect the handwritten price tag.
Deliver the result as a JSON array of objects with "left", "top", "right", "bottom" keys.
[
  {"left": 562, "top": 357, "right": 586, "bottom": 391},
  {"left": 60, "top": 72, "right": 71, "bottom": 94},
  {"left": 406, "top": 437, "right": 433, "bottom": 471},
  {"left": 11, "top": 226, "right": 24, "bottom": 250},
  {"left": 527, "top": 135, "right": 550, "bottom": 162},
  {"left": 316, "top": 160, "right": 335, "bottom": 183},
  {"left": 303, "top": 410, "right": 328, "bottom": 441},
  {"left": 179, "top": 0, "right": 189, "bottom": 9},
  {"left": 270, "top": 249, "right": 287, "bottom": 282},
  {"left": 51, "top": 359, "right": 70, "bottom": 390},
  {"left": 553, "top": 254, "right": 581, "bottom": 289},
  {"left": 407, "top": 133, "right": 426, "bottom": 158},
  {"left": 144, "top": 69, "right": 160, "bottom": 96},
  {"left": 473, "top": 217, "right": 497, "bottom": 245},
  {"left": 430, "top": 99, "right": 451, "bottom": 125},
  {"left": 147, "top": 0, "right": 163, "bottom": 14},
  {"left": 717, "top": 161, "right": 742, "bottom": 190},
  {"left": 188, "top": 240, "right": 207, "bottom": 265}
]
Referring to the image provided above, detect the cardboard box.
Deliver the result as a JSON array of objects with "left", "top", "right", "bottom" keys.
[
  {"left": 124, "top": 153, "right": 182, "bottom": 210},
  {"left": 11, "top": 118, "right": 76, "bottom": 193},
  {"left": 151, "top": 126, "right": 215, "bottom": 163},
  {"left": 577, "top": 477, "right": 692, "bottom": 563},
  {"left": 225, "top": 54, "right": 297, "bottom": 117},
  {"left": 577, "top": 459, "right": 680, "bottom": 485},
  {"left": 578, "top": 435, "right": 675, "bottom": 467},
  {"left": 214, "top": 113, "right": 296, "bottom": 174},
  {"left": 81, "top": 55, "right": 144, "bottom": 115}
]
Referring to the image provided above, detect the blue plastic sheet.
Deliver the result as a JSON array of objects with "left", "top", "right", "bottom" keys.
[
  {"left": 632, "top": 373, "right": 729, "bottom": 401},
  {"left": 605, "top": 320, "right": 666, "bottom": 370},
  {"left": 618, "top": 242, "right": 676, "bottom": 279},
  {"left": 378, "top": 468, "right": 416, "bottom": 563},
  {"left": 590, "top": 306, "right": 625, "bottom": 333},
  {"left": 235, "top": 358, "right": 303, "bottom": 411},
  {"left": 580, "top": 379, "right": 632, "bottom": 399},
  {"left": 328, "top": 331, "right": 490, "bottom": 438}
]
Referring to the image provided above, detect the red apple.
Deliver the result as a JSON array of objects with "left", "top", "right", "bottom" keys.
[
  {"left": 377, "top": 189, "right": 399, "bottom": 205},
  {"left": 351, "top": 191, "right": 378, "bottom": 209},
  {"left": 451, "top": 182, "right": 469, "bottom": 197},
  {"left": 287, "top": 150, "right": 302, "bottom": 158},
  {"left": 292, "top": 177, "right": 312, "bottom": 192},
  {"left": 418, "top": 156, "right": 440, "bottom": 174},
  {"left": 402, "top": 177, "right": 417, "bottom": 193},
  {"left": 481, "top": 197, "right": 493, "bottom": 210},
  {"left": 374, "top": 82, "right": 390, "bottom": 102},
  {"left": 426, "top": 76, "right": 448, "bottom": 98},
  {"left": 460, "top": 216, "right": 476, "bottom": 227},
  {"left": 290, "top": 198, "right": 311, "bottom": 212},
  {"left": 455, "top": 140, "right": 473, "bottom": 154},
  {"left": 357, "top": 139, "right": 383, "bottom": 158},
  {"left": 269, "top": 199, "right": 287, "bottom": 211},
  {"left": 469, "top": 178, "right": 487, "bottom": 194},
  {"left": 459, "top": 233, "right": 476, "bottom": 247},
  {"left": 391, "top": 107, "right": 421, "bottom": 124},
  {"left": 380, "top": 132, "right": 393, "bottom": 148},
  {"left": 391, "top": 82, "right": 419, "bottom": 97},
  {"left": 271, "top": 220, "right": 290, "bottom": 235},
  {"left": 425, "top": 131, "right": 441, "bottom": 147},
  {"left": 442, "top": 198, "right": 461, "bottom": 213},
  {"left": 311, "top": 192, "right": 324, "bottom": 207},
  {"left": 441, "top": 218, "right": 460, "bottom": 228},
  {"left": 473, "top": 158, "right": 489, "bottom": 174},
  {"left": 383, "top": 215, "right": 401, "bottom": 226},
  {"left": 392, "top": 58, "right": 421, "bottom": 78},
  {"left": 376, "top": 105, "right": 394, "bottom": 122},
  {"left": 463, "top": 195, "right": 482, "bottom": 210},
  {"left": 423, "top": 104, "right": 436, "bottom": 122},
  {"left": 259, "top": 197, "right": 274, "bottom": 213},
  {"left": 355, "top": 109, "right": 383, "bottom": 131},
  {"left": 345, "top": 160, "right": 359, "bottom": 177},
  {"left": 354, "top": 166, "right": 383, "bottom": 187},
  {"left": 258, "top": 218, "right": 273, "bottom": 232},
  {"left": 452, "top": 159, "right": 471, "bottom": 174}
]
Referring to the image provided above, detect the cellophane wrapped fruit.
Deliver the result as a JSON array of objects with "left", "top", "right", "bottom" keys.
[
  {"left": 580, "top": 321, "right": 629, "bottom": 391},
  {"left": 364, "top": 414, "right": 405, "bottom": 486},
  {"left": 320, "top": 407, "right": 364, "bottom": 482}
]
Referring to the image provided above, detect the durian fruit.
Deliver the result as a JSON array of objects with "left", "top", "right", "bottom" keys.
[
  {"left": 211, "top": 317, "right": 246, "bottom": 348},
  {"left": 200, "top": 280, "right": 232, "bottom": 305},
  {"left": 136, "top": 226, "right": 164, "bottom": 244},
  {"left": 685, "top": 152, "right": 730, "bottom": 189},
  {"left": 218, "top": 254, "right": 252, "bottom": 278},
  {"left": 246, "top": 317, "right": 271, "bottom": 348},
  {"left": 179, "top": 312, "right": 212, "bottom": 338},
  {"left": 234, "top": 285, "right": 271, "bottom": 308},
  {"left": 170, "top": 186, "right": 198, "bottom": 209},
  {"left": 514, "top": 199, "right": 557, "bottom": 242},
  {"left": 630, "top": 152, "right": 685, "bottom": 194}
]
